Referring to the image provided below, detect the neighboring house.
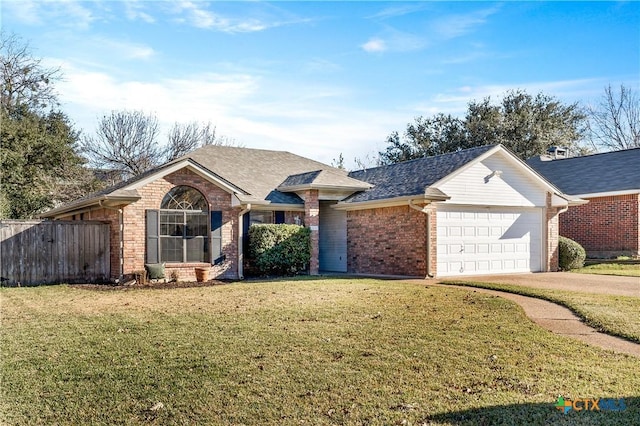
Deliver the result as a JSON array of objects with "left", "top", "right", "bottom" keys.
[
  {"left": 528, "top": 147, "right": 640, "bottom": 258},
  {"left": 41, "top": 144, "right": 577, "bottom": 281}
]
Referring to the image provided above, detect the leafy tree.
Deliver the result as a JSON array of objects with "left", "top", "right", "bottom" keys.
[
  {"left": 379, "top": 114, "right": 469, "bottom": 164},
  {"left": 466, "top": 90, "right": 588, "bottom": 159},
  {"left": 1, "top": 107, "right": 98, "bottom": 218},
  {"left": 379, "top": 90, "right": 589, "bottom": 164},
  {"left": 587, "top": 84, "right": 640, "bottom": 150},
  {"left": 1, "top": 32, "right": 97, "bottom": 218}
]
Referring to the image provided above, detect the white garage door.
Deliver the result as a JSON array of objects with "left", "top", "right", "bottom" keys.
[{"left": 437, "top": 206, "right": 543, "bottom": 277}]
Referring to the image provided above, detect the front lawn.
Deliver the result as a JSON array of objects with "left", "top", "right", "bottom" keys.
[
  {"left": 1, "top": 278, "right": 638, "bottom": 425},
  {"left": 574, "top": 263, "right": 640, "bottom": 277},
  {"left": 441, "top": 280, "right": 640, "bottom": 344}
]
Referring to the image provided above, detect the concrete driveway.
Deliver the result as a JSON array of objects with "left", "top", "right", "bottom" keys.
[{"left": 440, "top": 272, "right": 639, "bottom": 297}]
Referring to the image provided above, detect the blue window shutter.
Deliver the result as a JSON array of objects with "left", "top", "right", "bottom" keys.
[
  {"left": 146, "top": 210, "right": 160, "bottom": 263},
  {"left": 275, "top": 211, "right": 285, "bottom": 224},
  {"left": 211, "top": 211, "right": 223, "bottom": 264},
  {"left": 242, "top": 213, "right": 250, "bottom": 259}
]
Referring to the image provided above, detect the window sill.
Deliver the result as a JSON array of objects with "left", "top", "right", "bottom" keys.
[{"left": 164, "top": 263, "right": 211, "bottom": 268}]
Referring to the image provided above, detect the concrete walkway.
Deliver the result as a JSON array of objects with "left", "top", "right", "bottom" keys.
[
  {"left": 432, "top": 282, "right": 640, "bottom": 358},
  {"left": 443, "top": 272, "right": 639, "bottom": 296}
]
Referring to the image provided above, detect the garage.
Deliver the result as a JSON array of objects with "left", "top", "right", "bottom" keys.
[
  {"left": 340, "top": 144, "right": 575, "bottom": 277},
  {"left": 436, "top": 205, "right": 543, "bottom": 276}
]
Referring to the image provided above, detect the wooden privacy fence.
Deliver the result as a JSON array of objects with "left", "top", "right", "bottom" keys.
[{"left": 0, "top": 220, "right": 110, "bottom": 286}]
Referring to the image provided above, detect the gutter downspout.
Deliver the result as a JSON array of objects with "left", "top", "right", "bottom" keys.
[
  {"left": 409, "top": 200, "right": 434, "bottom": 279},
  {"left": 238, "top": 204, "right": 251, "bottom": 279},
  {"left": 99, "top": 200, "right": 123, "bottom": 283}
]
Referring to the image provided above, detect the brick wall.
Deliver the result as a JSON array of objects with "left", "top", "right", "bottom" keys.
[
  {"left": 347, "top": 205, "right": 428, "bottom": 277},
  {"left": 284, "top": 211, "right": 304, "bottom": 225},
  {"left": 123, "top": 169, "right": 240, "bottom": 280},
  {"left": 560, "top": 193, "right": 640, "bottom": 258}
]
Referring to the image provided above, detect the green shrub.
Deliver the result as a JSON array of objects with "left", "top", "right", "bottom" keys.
[
  {"left": 558, "top": 236, "right": 586, "bottom": 270},
  {"left": 248, "top": 224, "right": 311, "bottom": 276}
]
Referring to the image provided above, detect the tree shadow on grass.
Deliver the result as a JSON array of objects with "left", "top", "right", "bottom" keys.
[{"left": 424, "top": 396, "right": 638, "bottom": 425}]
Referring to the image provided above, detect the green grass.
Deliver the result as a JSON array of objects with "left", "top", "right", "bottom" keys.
[
  {"left": 574, "top": 263, "right": 640, "bottom": 277},
  {"left": 441, "top": 280, "right": 640, "bottom": 344},
  {"left": 1, "top": 278, "right": 639, "bottom": 425}
]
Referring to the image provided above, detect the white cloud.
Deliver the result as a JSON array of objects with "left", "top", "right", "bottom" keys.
[
  {"left": 432, "top": 5, "right": 501, "bottom": 39},
  {"left": 2, "top": 0, "right": 43, "bottom": 25},
  {"left": 124, "top": 0, "right": 155, "bottom": 23},
  {"left": 170, "top": 1, "right": 269, "bottom": 33},
  {"left": 53, "top": 62, "right": 401, "bottom": 169},
  {"left": 367, "top": 4, "right": 430, "bottom": 20},
  {"left": 57, "top": 64, "right": 258, "bottom": 123},
  {"left": 98, "top": 38, "right": 156, "bottom": 60},
  {"left": 361, "top": 38, "right": 387, "bottom": 53},
  {"left": 410, "top": 78, "right": 609, "bottom": 118},
  {"left": 4, "top": 0, "right": 96, "bottom": 30},
  {"left": 361, "top": 27, "right": 428, "bottom": 54},
  {"left": 59, "top": 0, "right": 95, "bottom": 30},
  {"left": 441, "top": 50, "right": 487, "bottom": 65},
  {"left": 304, "top": 58, "right": 342, "bottom": 73},
  {"left": 386, "top": 30, "right": 428, "bottom": 52}
]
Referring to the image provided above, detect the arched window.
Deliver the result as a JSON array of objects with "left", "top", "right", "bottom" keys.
[
  {"left": 161, "top": 186, "right": 208, "bottom": 211},
  {"left": 157, "top": 186, "right": 209, "bottom": 263}
]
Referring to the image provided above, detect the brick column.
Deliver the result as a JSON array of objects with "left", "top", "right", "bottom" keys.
[{"left": 304, "top": 189, "right": 320, "bottom": 275}]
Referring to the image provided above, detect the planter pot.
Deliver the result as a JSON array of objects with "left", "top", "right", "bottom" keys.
[{"left": 195, "top": 267, "right": 210, "bottom": 282}]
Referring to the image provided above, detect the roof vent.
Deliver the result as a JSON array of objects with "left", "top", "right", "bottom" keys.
[{"left": 546, "top": 146, "right": 568, "bottom": 160}]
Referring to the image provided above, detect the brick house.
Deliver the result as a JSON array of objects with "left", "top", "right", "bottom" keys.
[
  {"left": 528, "top": 147, "right": 640, "bottom": 258},
  {"left": 41, "top": 144, "right": 577, "bottom": 281}
]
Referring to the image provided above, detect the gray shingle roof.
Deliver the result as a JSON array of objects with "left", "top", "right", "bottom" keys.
[
  {"left": 278, "top": 169, "right": 371, "bottom": 190},
  {"left": 44, "top": 146, "right": 362, "bottom": 217},
  {"left": 526, "top": 148, "right": 640, "bottom": 195},
  {"left": 345, "top": 145, "right": 497, "bottom": 203},
  {"left": 187, "top": 145, "right": 367, "bottom": 202}
]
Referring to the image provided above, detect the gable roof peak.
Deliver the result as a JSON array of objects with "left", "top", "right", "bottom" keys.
[{"left": 344, "top": 144, "right": 500, "bottom": 204}]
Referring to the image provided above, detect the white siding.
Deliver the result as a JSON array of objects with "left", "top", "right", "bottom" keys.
[
  {"left": 436, "top": 151, "right": 547, "bottom": 207},
  {"left": 319, "top": 201, "right": 347, "bottom": 272}
]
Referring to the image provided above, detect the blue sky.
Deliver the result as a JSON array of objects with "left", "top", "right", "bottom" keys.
[{"left": 2, "top": 1, "right": 639, "bottom": 168}]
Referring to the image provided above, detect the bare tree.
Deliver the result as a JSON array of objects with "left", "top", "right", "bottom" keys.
[
  {"left": 331, "top": 153, "right": 345, "bottom": 170},
  {"left": 353, "top": 151, "right": 382, "bottom": 170},
  {"left": 164, "top": 121, "right": 230, "bottom": 161},
  {"left": 587, "top": 84, "right": 640, "bottom": 150},
  {"left": 1, "top": 31, "right": 61, "bottom": 113},
  {"left": 165, "top": 121, "right": 203, "bottom": 161},
  {"left": 81, "top": 110, "right": 161, "bottom": 178}
]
